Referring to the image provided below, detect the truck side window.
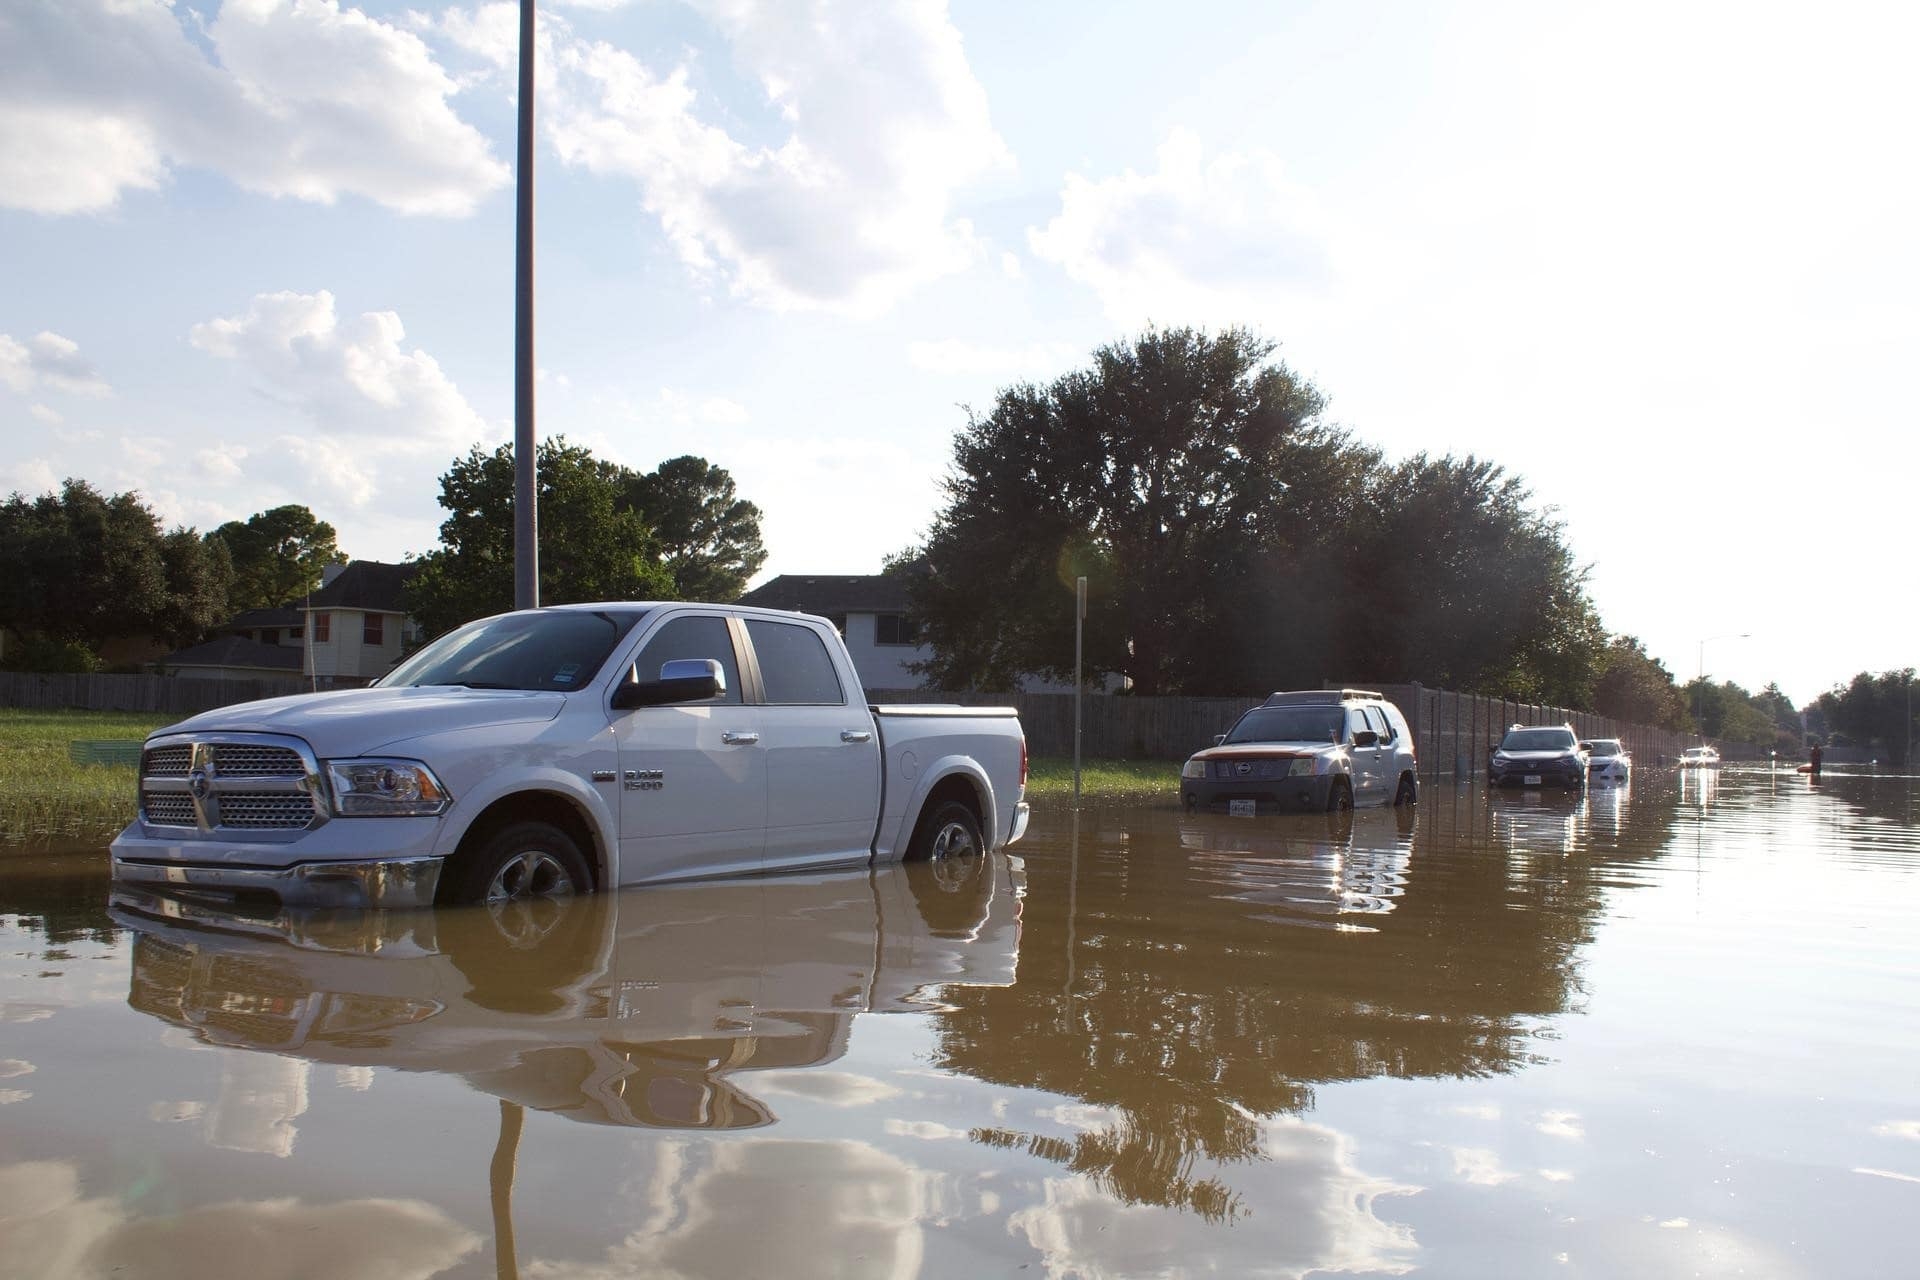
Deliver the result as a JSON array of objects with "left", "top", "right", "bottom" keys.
[
  {"left": 1365, "top": 706, "right": 1393, "bottom": 742},
  {"left": 631, "top": 616, "right": 742, "bottom": 704},
  {"left": 746, "top": 620, "right": 845, "bottom": 705}
]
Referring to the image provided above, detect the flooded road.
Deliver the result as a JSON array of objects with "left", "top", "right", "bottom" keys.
[{"left": 3, "top": 769, "right": 1918, "bottom": 1278}]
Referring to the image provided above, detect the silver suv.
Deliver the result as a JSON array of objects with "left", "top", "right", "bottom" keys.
[{"left": 1181, "top": 689, "right": 1419, "bottom": 814}]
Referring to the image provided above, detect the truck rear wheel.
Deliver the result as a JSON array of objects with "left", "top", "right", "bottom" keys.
[
  {"left": 908, "top": 799, "right": 983, "bottom": 864},
  {"left": 447, "top": 821, "right": 591, "bottom": 905}
]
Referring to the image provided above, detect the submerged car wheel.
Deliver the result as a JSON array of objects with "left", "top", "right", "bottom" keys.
[
  {"left": 909, "top": 799, "right": 984, "bottom": 863},
  {"left": 1394, "top": 775, "right": 1417, "bottom": 806},
  {"left": 1327, "top": 779, "right": 1353, "bottom": 813},
  {"left": 448, "top": 820, "right": 591, "bottom": 905}
]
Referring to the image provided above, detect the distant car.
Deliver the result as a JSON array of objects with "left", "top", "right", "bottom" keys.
[
  {"left": 1678, "top": 745, "right": 1721, "bottom": 768},
  {"left": 1581, "top": 738, "right": 1631, "bottom": 783},
  {"left": 1488, "top": 724, "right": 1588, "bottom": 790},
  {"left": 1181, "top": 689, "right": 1418, "bottom": 814}
]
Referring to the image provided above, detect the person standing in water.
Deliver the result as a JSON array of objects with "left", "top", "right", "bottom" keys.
[{"left": 1809, "top": 741, "right": 1823, "bottom": 779}]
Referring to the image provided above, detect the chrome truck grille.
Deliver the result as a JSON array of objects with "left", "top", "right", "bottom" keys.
[{"left": 139, "top": 734, "right": 327, "bottom": 834}]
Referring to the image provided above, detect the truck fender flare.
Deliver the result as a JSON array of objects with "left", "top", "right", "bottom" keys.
[
  {"left": 437, "top": 768, "right": 621, "bottom": 886},
  {"left": 889, "top": 756, "right": 998, "bottom": 859}
]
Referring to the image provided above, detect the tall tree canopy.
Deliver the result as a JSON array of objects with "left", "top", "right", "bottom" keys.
[
  {"left": 0, "top": 479, "right": 231, "bottom": 668},
  {"left": 407, "top": 439, "right": 676, "bottom": 638},
  {"left": 623, "top": 455, "right": 766, "bottom": 601},
  {"left": 1816, "top": 669, "right": 1917, "bottom": 764},
  {"left": 1593, "top": 636, "right": 1690, "bottom": 730},
  {"left": 905, "top": 327, "right": 1608, "bottom": 701},
  {"left": 209, "top": 504, "right": 344, "bottom": 610}
]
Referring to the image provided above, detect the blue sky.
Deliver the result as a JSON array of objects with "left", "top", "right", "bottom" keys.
[{"left": 2, "top": 0, "right": 1914, "bottom": 705}]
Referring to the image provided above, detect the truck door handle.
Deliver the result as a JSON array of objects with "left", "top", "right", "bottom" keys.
[
  {"left": 721, "top": 731, "right": 760, "bottom": 746},
  {"left": 840, "top": 730, "right": 872, "bottom": 743}
]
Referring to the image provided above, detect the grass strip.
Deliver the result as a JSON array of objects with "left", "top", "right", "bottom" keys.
[
  {"left": 0, "top": 710, "right": 170, "bottom": 846},
  {"left": 1024, "top": 756, "right": 1175, "bottom": 803}
]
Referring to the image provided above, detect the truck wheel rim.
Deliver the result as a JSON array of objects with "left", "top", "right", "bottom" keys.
[
  {"left": 930, "top": 821, "right": 978, "bottom": 861},
  {"left": 486, "top": 850, "right": 575, "bottom": 902}
]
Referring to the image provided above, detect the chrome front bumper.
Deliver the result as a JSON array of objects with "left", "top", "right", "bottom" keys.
[{"left": 110, "top": 854, "right": 443, "bottom": 910}]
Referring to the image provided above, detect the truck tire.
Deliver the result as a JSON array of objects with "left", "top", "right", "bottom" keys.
[
  {"left": 447, "top": 820, "right": 591, "bottom": 905},
  {"left": 1394, "top": 775, "right": 1417, "bottom": 806},
  {"left": 908, "top": 799, "right": 983, "bottom": 864}
]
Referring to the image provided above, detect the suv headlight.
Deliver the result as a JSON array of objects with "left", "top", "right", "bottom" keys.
[
  {"left": 1182, "top": 758, "right": 1207, "bottom": 779},
  {"left": 325, "top": 758, "right": 451, "bottom": 816},
  {"left": 1288, "top": 758, "right": 1314, "bottom": 777}
]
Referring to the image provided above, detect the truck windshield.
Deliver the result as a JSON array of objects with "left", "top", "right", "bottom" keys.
[
  {"left": 380, "top": 609, "right": 650, "bottom": 692},
  {"left": 1225, "top": 706, "right": 1345, "bottom": 744}
]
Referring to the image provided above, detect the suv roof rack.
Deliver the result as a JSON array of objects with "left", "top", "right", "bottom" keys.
[{"left": 1263, "top": 688, "right": 1383, "bottom": 707}]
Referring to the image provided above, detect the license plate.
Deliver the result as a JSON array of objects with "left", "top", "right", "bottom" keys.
[
  {"left": 1229, "top": 799, "right": 1257, "bottom": 817},
  {"left": 1523, "top": 774, "right": 1542, "bottom": 786}
]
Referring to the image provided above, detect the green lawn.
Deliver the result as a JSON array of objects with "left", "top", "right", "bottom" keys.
[
  {"left": 0, "top": 710, "right": 171, "bottom": 846},
  {"left": 1025, "top": 756, "right": 1177, "bottom": 804}
]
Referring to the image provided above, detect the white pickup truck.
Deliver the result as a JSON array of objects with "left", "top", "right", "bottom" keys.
[{"left": 110, "top": 603, "right": 1029, "bottom": 909}]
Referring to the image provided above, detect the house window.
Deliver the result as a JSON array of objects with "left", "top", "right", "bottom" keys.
[
  {"left": 874, "top": 613, "right": 920, "bottom": 646},
  {"left": 313, "top": 613, "right": 331, "bottom": 643},
  {"left": 364, "top": 614, "right": 385, "bottom": 646}
]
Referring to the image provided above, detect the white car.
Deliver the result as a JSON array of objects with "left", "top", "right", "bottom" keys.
[
  {"left": 1678, "top": 745, "right": 1721, "bottom": 769},
  {"left": 1581, "top": 738, "right": 1632, "bottom": 783}
]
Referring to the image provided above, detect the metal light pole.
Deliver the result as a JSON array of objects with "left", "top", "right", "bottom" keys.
[
  {"left": 1073, "top": 576, "right": 1086, "bottom": 807},
  {"left": 512, "top": 0, "right": 539, "bottom": 610}
]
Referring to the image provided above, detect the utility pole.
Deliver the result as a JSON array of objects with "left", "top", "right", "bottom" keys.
[
  {"left": 1073, "top": 576, "right": 1086, "bottom": 807},
  {"left": 512, "top": 0, "right": 539, "bottom": 610}
]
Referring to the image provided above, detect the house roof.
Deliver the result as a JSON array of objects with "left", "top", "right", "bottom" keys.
[
  {"left": 160, "top": 635, "right": 305, "bottom": 673},
  {"left": 303, "top": 561, "right": 417, "bottom": 613},
  {"left": 735, "top": 573, "right": 911, "bottom": 615},
  {"left": 225, "top": 607, "right": 304, "bottom": 630}
]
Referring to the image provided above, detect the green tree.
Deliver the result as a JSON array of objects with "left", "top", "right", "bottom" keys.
[
  {"left": 1593, "top": 636, "right": 1690, "bottom": 730},
  {"left": 909, "top": 326, "right": 1332, "bottom": 694},
  {"left": 0, "top": 479, "right": 232, "bottom": 664},
  {"left": 1816, "top": 669, "right": 1918, "bottom": 765},
  {"left": 906, "top": 326, "right": 1607, "bottom": 701},
  {"left": 1337, "top": 455, "right": 1607, "bottom": 705},
  {"left": 406, "top": 438, "right": 675, "bottom": 639},
  {"left": 622, "top": 455, "right": 767, "bottom": 601},
  {"left": 209, "top": 505, "right": 344, "bottom": 610}
]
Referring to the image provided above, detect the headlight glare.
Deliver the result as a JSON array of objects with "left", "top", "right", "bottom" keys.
[{"left": 325, "top": 758, "right": 450, "bottom": 817}]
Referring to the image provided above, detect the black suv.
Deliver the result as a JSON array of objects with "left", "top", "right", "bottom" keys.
[{"left": 1488, "top": 724, "right": 1588, "bottom": 790}]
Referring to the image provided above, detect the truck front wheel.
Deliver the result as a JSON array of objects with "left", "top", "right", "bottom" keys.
[
  {"left": 908, "top": 799, "right": 983, "bottom": 864},
  {"left": 447, "top": 821, "right": 591, "bottom": 905}
]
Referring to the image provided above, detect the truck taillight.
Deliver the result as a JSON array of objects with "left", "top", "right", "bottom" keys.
[{"left": 1020, "top": 738, "right": 1028, "bottom": 787}]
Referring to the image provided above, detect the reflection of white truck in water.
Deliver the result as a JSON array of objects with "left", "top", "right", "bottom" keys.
[
  {"left": 110, "top": 604, "right": 1029, "bottom": 908},
  {"left": 114, "top": 854, "right": 1024, "bottom": 1129}
]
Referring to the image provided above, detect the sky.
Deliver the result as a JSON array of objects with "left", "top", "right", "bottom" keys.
[{"left": 2, "top": 0, "right": 1915, "bottom": 706}]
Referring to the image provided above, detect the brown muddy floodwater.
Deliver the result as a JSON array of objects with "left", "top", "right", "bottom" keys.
[{"left": 3, "top": 768, "right": 1919, "bottom": 1279}]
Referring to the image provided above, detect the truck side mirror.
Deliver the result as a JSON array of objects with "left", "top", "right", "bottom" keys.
[
  {"left": 1352, "top": 729, "right": 1380, "bottom": 747},
  {"left": 1213, "top": 734, "right": 1227, "bottom": 746},
  {"left": 612, "top": 658, "right": 725, "bottom": 709}
]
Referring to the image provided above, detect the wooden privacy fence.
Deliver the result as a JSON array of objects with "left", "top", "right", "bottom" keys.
[
  {"left": 873, "top": 683, "right": 1711, "bottom": 776},
  {"left": 3, "top": 671, "right": 1712, "bottom": 778},
  {"left": 0, "top": 671, "right": 307, "bottom": 717}
]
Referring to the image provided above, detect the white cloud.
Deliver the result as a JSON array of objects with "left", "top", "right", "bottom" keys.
[
  {"left": 189, "top": 290, "right": 484, "bottom": 516},
  {"left": 1, "top": 458, "right": 61, "bottom": 496},
  {"left": 1028, "top": 128, "right": 1332, "bottom": 324},
  {"left": 29, "top": 404, "right": 62, "bottom": 425},
  {"left": 906, "top": 338, "right": 1082, "bottom": 379},
  {"left": 1447, "top": 1146, "right": 1518, "bottom": 1187},
  {"left": 0, "top": 332, "right": 111, "bottom": 397},
  {"left": 498, "top": 0, "right": 1009, "bottom": 314},
  {"left": 0, "top": 0, "right": 508, "bottom": 216}
]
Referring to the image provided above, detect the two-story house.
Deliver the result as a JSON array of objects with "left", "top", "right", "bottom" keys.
[{"left": 300, "top": 561, "right": 421, "bottom": 687}]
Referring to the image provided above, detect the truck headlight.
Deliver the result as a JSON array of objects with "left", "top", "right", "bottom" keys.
[
  {"left": 1181, "top": 758, "right": 1207, "bottom": 779},
  {"left": 1288, "top": 758, "right": 1313, "bottom": 777},
  {"left": 325, "top": 758, "right": 450, "bottom": 817}
]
